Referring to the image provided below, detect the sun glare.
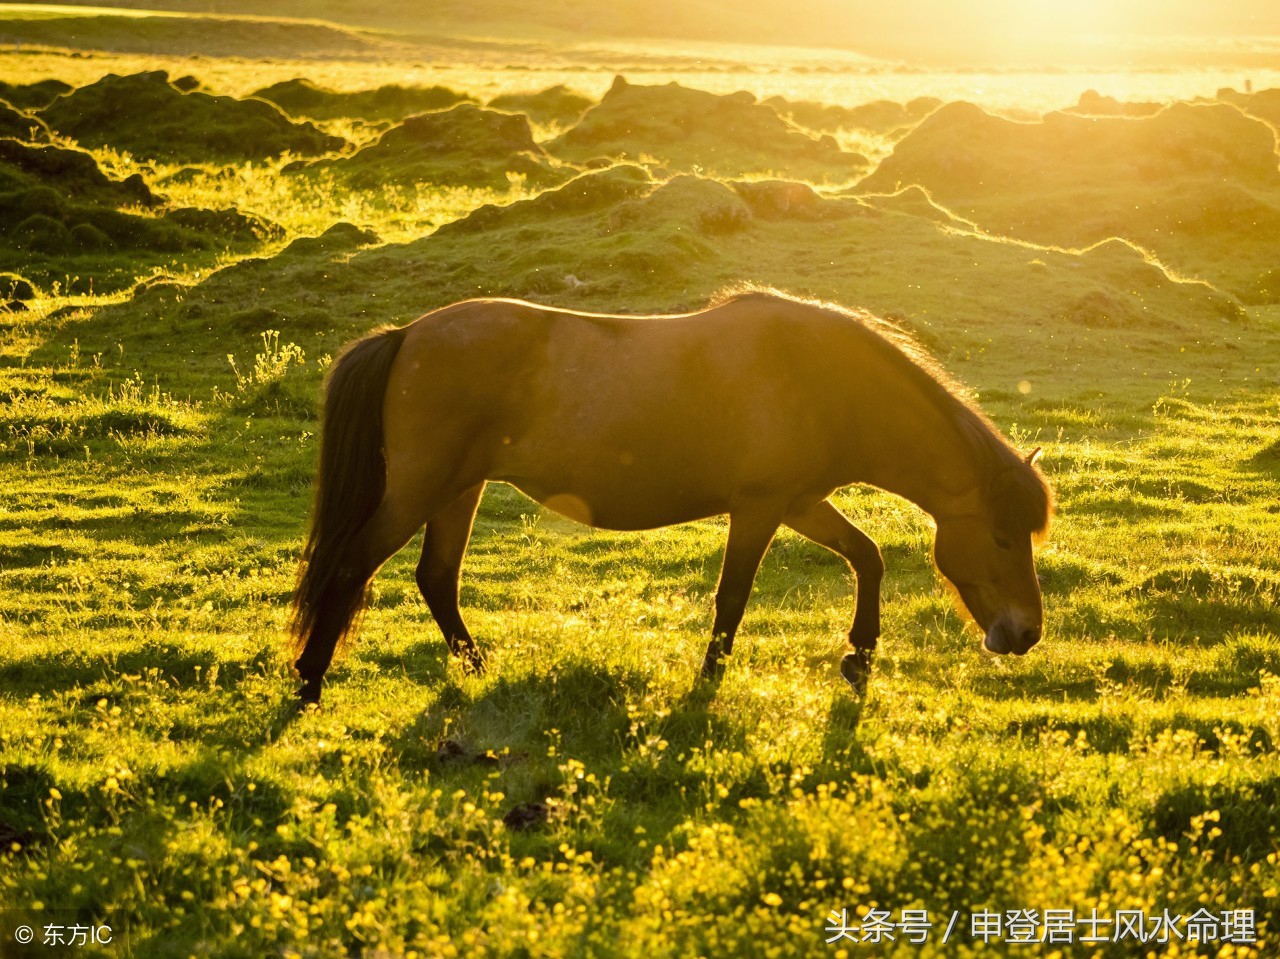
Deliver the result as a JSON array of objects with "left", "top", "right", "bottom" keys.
[
  {"left": 937, "top": 0, "right": 1142, "bottom": 63},
  {"left": 793, "top": 0, "right": 1278, "bottom": 65},
  {"left": 1001, "top": 0, "right": 1129, "bottom": 38}
]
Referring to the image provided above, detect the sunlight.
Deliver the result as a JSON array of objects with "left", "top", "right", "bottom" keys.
[
  {"left": 791, "top": 0, "right": 1280, "bottom": 65},
  {"left": 909, "top": 0, "right": 1139, "bottom": 63},
  {"left": 997, "top": 0, "right": 1130, "bottom": 39},
  {"left": 4, "top": 0, "right": 1280, "bottom": 952}
]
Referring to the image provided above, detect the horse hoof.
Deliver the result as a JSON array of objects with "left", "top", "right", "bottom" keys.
[
  {"left": 699, "top": 656, "right": 725, "bottom": 682},
  {"left": 840, "top": 650, "right": 873, "bottom": 697},
  {"left": 297, "top": 680, "right": 322, "bottom": 707},
  {"left": 460, "top": 650, "right": 488, "bottom": 675}
]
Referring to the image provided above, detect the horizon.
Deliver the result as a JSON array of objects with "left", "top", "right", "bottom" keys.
[{"left": 6, "top": 0, "right": 1280, "bottom": 66}]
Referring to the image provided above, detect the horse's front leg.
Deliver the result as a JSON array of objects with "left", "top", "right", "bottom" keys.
[
  {"left": 701, "top": 510, "right": 782, "bottom": 679},
  {"left": 783, "top": 500, "right": 884, "bottom": 695}
]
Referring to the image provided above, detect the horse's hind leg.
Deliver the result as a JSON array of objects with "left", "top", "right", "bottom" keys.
[
  {"left": 784, "top": 499, "right": 884, "bottom": 694},
  {"left": 295, "top": 494, "right": 436, "bottom": 704},
  {"left": 416, "top": 482, "right": 486, "bottom": 672},
  {"left": 700, "top": 509, "right": 782, "bottom": 680}
]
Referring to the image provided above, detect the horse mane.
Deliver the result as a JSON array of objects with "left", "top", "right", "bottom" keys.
[{"left": 713, "top": 286, "right": 1054, "bottom": 536}]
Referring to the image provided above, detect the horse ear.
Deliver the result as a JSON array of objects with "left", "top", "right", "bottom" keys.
[{"left": 1025, "top": 447, "right": 1043, "bottom": 467}]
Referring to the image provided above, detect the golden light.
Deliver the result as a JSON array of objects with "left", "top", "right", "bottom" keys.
[
  {"left": 791, "top": 0, "right": 1280, "bottom": 65},
  {"left": 892, "top": 0, "right": 1141, "bottom": 64}
]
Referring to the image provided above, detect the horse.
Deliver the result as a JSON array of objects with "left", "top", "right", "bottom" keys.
[{"left": 289, "top": 290, "right": 1053, "bottom": 704}]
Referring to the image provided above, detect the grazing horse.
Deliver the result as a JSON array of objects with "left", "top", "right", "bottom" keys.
[{"left": 290, "top": 291, "right": 1052, "bottom": 704}]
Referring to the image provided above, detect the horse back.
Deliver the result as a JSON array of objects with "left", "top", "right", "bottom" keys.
[{"left": 381, "top": 295, "right": 884, "bottom": 528}]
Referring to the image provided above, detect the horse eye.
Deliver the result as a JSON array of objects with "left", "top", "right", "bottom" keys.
[{"left": 993, "top": 533, "right": 1013, "bottom": 551}]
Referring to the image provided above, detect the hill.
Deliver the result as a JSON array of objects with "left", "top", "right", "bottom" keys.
[
  {"left": 857, "top": 100, "right": 1280, "bottom": 302},
  {"left": 0, "top": 4, "right": 389, "bottom": 57}
]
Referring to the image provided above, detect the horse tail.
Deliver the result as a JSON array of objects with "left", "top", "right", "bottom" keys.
[{"left": 289, "top": 324, "right": 408, "bottom": 656}]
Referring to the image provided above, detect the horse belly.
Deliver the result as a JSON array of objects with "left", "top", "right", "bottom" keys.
[{"left": 493, "top": 430, "right": 738, "bottom": 531}]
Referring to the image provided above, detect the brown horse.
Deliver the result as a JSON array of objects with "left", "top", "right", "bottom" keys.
[{"left": 290, "top": 291, "right": 1052, "bottom": 704}]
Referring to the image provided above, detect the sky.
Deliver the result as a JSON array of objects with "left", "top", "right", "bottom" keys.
[{"left": 789, "top": 0, "right": 1280, "bottom": 63}]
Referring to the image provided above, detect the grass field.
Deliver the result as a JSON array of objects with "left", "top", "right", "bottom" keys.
[{"left": 2, "top": 7, "right": 1280, "bottom": 958}]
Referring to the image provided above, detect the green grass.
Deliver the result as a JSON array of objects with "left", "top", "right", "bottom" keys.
[{"left": 1, "top": 30, "right": 1279, "bottom": 959}]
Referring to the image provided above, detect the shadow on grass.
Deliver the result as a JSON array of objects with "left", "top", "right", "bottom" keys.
[
  {"left": 0, "top": 641, "right": 219, "bottom": 696},
  {"left": 389, "top": 658, "right": 641, "bottom": 772},
  {"left": 1149, "top": 774, "right": 1280, "bottom": 863},
  {"left": 357, "top": 637, "right": 453, "bottom": 691}
]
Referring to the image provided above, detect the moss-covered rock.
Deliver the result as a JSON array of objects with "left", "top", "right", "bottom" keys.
[
  {"left": 79, "top": 209, "right": 188, "bottom": 253},
  {"left": 41, "top": 71, "right": 345, "bottom": 162},
  {"left": 0, "top": 272, "right": 36, "bottom": 300},
  {"left": 488, "top": 85, "right": 594, "bottom": 125},
  {"left": 550, "top": 76, "right": 868, "bottom": 181},
  {"left": 164, "top": 207, "right": 283, "bottom": 242},
  {"left": 764, "top": 95, "right": 942, "bottom": 134},
  {"left": 250, "top": 78, "right": 473, "bottom": 121},
  {"left": 1065, "top": 90, "right": 1163, "bottom": 117},
  {"left": 279, "top": 221, "right": 380, "bottom": 258},
  {"left": 0, "top": 185, "right": 63, "bottom": 222},
  {"left": 439, "top": 164, "right": 653, "bottom": 236},
  {"left": 1213, "top": 86, "right": 1280, "bottom": 131},
  {"left": 68, "top": 221, "right": 114, "bottom": 252},
  {"left": 0, "top": 130, "right": 280, "bottom": 292},
  {"left": 13, "top": 214, "right": 74, "bottom": 254},
  {"left": 0, "top": 79, "right": 71, "bottom": 111},
  {"left": 732, "top": 179, "right": 853, "bottom": 220},
  {"left": 0, "top": 139, "right": 156, "bottom": 207},
  {"left": 610, "top": 175, "right": 752, "bottom": 234},
  {"left": 291, "top": 104, "right": 563, "bottom": 189}
]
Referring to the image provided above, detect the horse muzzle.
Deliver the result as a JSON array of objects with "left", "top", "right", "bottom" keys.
[{"left": 983, "top": 617, "right": 1041, "bottom": 656}]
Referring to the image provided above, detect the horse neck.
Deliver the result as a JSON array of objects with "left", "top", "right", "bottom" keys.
[{"left": 851, "top": 380, "right": 994, "bottom": 521}]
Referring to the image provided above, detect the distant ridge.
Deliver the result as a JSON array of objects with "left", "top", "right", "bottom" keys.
[{"left": 18, "top": 0, "right": 1280, "bottom": 65}]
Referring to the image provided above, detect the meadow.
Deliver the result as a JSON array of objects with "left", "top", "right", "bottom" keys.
[{"left": 1, "top": 6, "right": 1280, "bottom": 957}]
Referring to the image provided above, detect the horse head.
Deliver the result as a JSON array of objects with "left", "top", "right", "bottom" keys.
[{"left": 931, "top": 448, "right": 1053, "bottom": 655}]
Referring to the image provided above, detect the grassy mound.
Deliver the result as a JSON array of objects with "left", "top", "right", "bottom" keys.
[
  {"left": 249, "top": 78, "right": 473, "bottom": 121},
  {"left": 549, "top": 76, "right": 867, "bottom": 181},
  {"left": 0, "top": 99, "right": 49, "bottom": 141},
  {"left": 165, "top": 207, "right": 284, "bottom": 243},
  {"left": 731, "top": 179, "right": 857, "bottom": 220},
  {"left": 0, "top": 8, "right": 382, "bottom": 58},
  {"left": 764, "top": 95, "right": 942, "bottom": 134},
  {"left": 610, "top": 175, "right": 753, "bottom": 238},
  {"left": 856, "top": 184, "right": 976, "bottom": 227},
  {"left": 0, "top": 271, "right": 35, "bottom": 303},
  {"left": 862, "top": 101, "right": 1280, "bottom": 196},
  {"left": 0, "top": 194, "right": 279, "bottom": 286},
  {"left": 41, "top": 71, "right": 345, "bottom": 163},
  {"left": 278, "top": 221, "right": 379, "bottom": 257},
  {"left": 291, "top": 104, "right": 563, "bottom": 189},
  {"left": 0, "top": 78, "right": 71, "bottom": 111},
  {"left": 437, "top": 164, "right": 656, "bottom": 236},
  {"left": 0, "top": 139, "right": 155, "bottom": 208},
  {"left": 1065, "top": 90, "right": 1162, "bottom": 117},
  {"left": 85, "top": 158, "right": 1238, "bottom": 373},
  {"left": 0, "top": 139, "right": 279, "bottom": 292},
  {"left": 0, "top": 271, "right": 35, "bottom": 299},
  {"left": 858, "top": 100, "right": 1280, "bottom": 300},
  {"left": 488, "top": 85, "right": 594, "bottom": 125},
  {"left": 1215, "top": 86, "right": 1280, "bottom": 131}
]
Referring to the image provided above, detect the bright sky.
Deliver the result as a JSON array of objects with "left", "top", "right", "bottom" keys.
[{"left": 793, "top": 0, "right": 1280, "bottom": 63}]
